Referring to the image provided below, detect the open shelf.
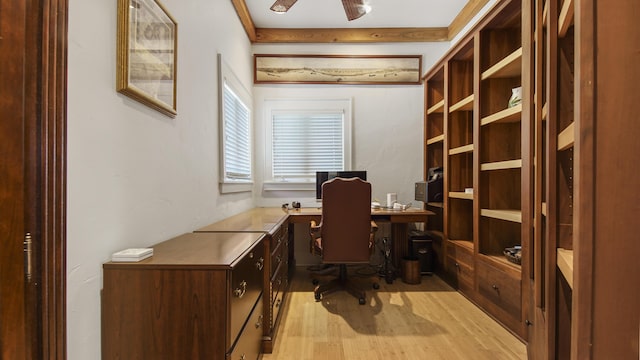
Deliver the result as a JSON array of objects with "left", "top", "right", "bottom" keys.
[
  {"left": 481, "top": 104, "right": 522, "bottom": 126},
  {"left": 481, "top": 209, "right": 523, "bottom": 223},
  {"left": 427, "top": 134, "right": 445, "bottom": 145},
  {"left": 449, "top": 94, "right": 475, "bottom": 112},
  {"left": 542, "top": 202, "right": 547, "bottom": 216},
  {"left": 557, "top": 248, "right": 574, "bottom": 288},
  {"left": 450, "top": 239, "right": 474, "bottom": 251},
  {"left": 480, "top": 159, "right": 522, "bottom": 171},
  {"left": 450, "top": 192, "right": 473, "bottom": 200},
  {"left": 449, "top": 144, "right": 474, "bottom": 155},
  {"left": 427, "top": 202, "right": 443, "bottom": 208},
  {"left": 557, "top": 122, "right": 575, "bottom": 150},
  {"left": 481, "top": 47, "right": 523, "bottom": 80},
  {"left": 479, "top": 253, "right": 522, "bottom": 270},
  {"left": 427, "top": 99, "right": 445, "bottom": 114}
]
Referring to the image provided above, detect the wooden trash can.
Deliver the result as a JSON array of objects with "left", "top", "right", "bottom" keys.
[{"left": 402, "top": 257, "right": 421, "bottom": 284}]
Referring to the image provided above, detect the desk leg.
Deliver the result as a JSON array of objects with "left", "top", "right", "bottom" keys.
[{"left": 392, "top": 223, "right": 409, "bottom": 276}]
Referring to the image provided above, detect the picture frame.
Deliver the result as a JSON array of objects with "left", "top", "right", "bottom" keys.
[
  {"left": 254, "top": 54, "right": 423, "bottom": 85},
  {"left": 117, "top": 0, "right": 177, "bottom": 117}
]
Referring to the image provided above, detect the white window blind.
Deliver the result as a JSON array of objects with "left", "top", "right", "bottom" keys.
[
  {"left": 272, "top": 112, "right": 344, "bottom": 180},
  {"left": 222, "top": 82, "right": 251, "bottom": 180}
]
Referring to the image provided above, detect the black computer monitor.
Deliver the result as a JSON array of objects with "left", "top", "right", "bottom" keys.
[{"left": 315, "top": 171, "right": 367, "bottom": 200}]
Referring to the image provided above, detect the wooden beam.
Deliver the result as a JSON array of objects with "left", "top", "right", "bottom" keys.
[
  {"left": 231, "top": 0, "right": 257, "bottom": 42},
  {"left": 254, "top": 27, "right": 449, "bottom": 43},
  {"left": 448, "top": 0, "right": 491, "bottom": 40}
]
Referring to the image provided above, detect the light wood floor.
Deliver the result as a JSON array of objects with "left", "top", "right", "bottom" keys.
[{"left": 263, "top": 266, "right": 527, "bottom": 360}]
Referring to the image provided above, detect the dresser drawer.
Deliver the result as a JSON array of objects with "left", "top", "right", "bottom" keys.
[
  {"left": 227, "top": 294, "right": 263, "bottom": 360},
  {"left": 445, "top": 255, "right": 474, "bottom": 291},
  {"left": 445, "top": 242, "right": 473, "bottom": 267},
  {"left": 271, "top": 288, "right": 285, "bottom": 330},
  {"left": 476, "top": 260, "right": 521, "bottom": 319},
  {"left": 230, "top": 240, "right": 265, "bottom": 343}
]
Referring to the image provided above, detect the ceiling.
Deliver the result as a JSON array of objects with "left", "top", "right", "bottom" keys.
[{"left": 232, "top": 0, "right": 491, "bottom": 43}]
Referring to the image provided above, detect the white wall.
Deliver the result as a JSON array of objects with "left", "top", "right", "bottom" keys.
[
  {"left": 66, "top": 0, "right": 253, "bottom": 358},
  {"left": 67, "top": 2, "right": 454, "bottom": 358},
  {"left": 252, "top": 42, "right": 450, "bottom": 208}
]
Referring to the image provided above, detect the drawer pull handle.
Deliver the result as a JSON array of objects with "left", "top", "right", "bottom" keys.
[
  {"left": 276, "top": 299, "right": 281, "bottom": 308},
  {"left": 256, "top": 257, "right": 264, "bottom": 271},
  {"left": 240, "top": 354, "right": 246, "bottom": 360},
  {"left": 255, "top": 315, "right": 263, "bottom": 329},
  {"left": 234, "top": 280, "right": 247, "bottom": 298},
  {"left": 455, "top": 262, "right": 460, "bottom": 269},
  {"left": 492, "top": 284, "right": 499, "bottom": 291},
  {"left": 276, "top": 255, "right": 282, "bottom": 264}
]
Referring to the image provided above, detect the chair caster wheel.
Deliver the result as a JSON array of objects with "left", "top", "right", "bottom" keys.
[
  {"left": 314, "top": 292, "right": 321, "bottom": 302},
  {"left": 372, "top": 283, "right": 380, "bottom": 290},
  {"left": 359, "top": 297, "right": 366, "bottom": 305},
  {"left": 312, "top": 279, "right": 319, "bottom": 285}
]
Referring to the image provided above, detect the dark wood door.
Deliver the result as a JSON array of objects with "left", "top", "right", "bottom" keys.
[
  {"left": 1, "top": 1, "right": 30, "bottom": 358},
  {"left": 1, "top": 0, "right": 67, "bottom": 358}
]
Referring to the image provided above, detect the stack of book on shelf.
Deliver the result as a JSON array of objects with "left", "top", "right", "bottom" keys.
[{"left": 111, "top": 248, "right": 153, "bottom": 262}]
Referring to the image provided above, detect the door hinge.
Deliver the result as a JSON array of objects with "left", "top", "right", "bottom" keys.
[{"left": 24, "top": 232, "right": 32, "bottom": 282}]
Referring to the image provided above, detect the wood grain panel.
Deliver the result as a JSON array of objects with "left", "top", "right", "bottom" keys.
[{"left": 255, "top": 27, "right": 449, "bottom": 43}]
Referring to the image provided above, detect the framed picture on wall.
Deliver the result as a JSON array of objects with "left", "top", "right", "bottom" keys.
[
  {"left": 254, "top": 54, "right": 423, "bottom": 85},
  {"left": 117, "top": 0, "right": 177, "bottom": 117}
]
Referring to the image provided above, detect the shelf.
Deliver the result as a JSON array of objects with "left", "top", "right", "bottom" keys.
[
  {"left": 427, "top": 134, "right": 445, "bottom": 145},
  {"left": 426, "top": 202, "right": 443, "bottom": 208},
  {"left": 557, "top": 122, "right": 575, "bottom": 151},
  {"left": 449, "top": 144, "right": 474, "bottom": 155},
  {"left": 480, "top": 159, "right": 522, "bottom": 171},
  {"left": 481, "top": 47, "right": 523, "bottom": 80},
  {"left": 449, "top": 239, "right": 474, "bottom": 251},
  {"left": 449, "top": 192, "right": 473, "bottom": 200},
  {"left": 449, "top": 94, "right": 475, "bottom": 112},
  {"left": 481, "top": 209, "right": 522, "bottom": 223},
  {"left": 427, "top": 99, "right": 445, "bottom": 114},
  {"left": 558, "top": 0, "right": 574, "bottom": 38},
  {"left": 480, "top": 104, "right": 522, "bottom": 126},
  {"left": 542, "top": 102, "right": 548, "bottom": 121},
  {"left": 542, "top": 0, "right": 549, "bottom": 27},
  {"left": 557, "top": 248, "right": 574, "bottom": 289},
  {"left": 542, "top": 202, "right": 547, "bottom": 216},
  {"left": 480, "top": 254, "right": 522, "bottom": 271}
]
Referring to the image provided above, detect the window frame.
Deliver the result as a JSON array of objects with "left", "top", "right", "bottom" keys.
[
  {"left": 263, "top": 98, "right": 353, "bottom": 191},
  {"left": 218, "top": 54, "right": 253, "bottom": 193}
]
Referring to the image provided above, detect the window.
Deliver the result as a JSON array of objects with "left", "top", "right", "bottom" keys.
[
  {"left": 218, "top": 54, "right": 252, "bottom": 193},
  {"left": 264, "top": 99, "right": 352, "bottom": 191}
]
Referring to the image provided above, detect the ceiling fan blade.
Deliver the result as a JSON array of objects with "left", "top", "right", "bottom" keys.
[
  {"left": 342, "top": 0, "right": 370, "bottom": 21},
  {"left": 270, "top": 0, "right": 299, "bottom": 13}
]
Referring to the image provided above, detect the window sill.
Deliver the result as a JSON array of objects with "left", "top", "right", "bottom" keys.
[
  {"left": 220, "top": 181, "right": 253, "bottom": 194},
  {"left": 263, "top": 181, "right": 314, "bottom": 192}
]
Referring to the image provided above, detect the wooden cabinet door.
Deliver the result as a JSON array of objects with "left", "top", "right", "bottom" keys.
[{"left": 0, "top": 0, "right": 67, "bottom": 358}]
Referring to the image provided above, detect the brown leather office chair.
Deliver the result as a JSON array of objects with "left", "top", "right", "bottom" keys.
[{"left": 309, "top": 177, "right": 378, "bottom": 304}]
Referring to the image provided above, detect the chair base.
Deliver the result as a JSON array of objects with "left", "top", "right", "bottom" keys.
[{"left": 313, "top": 264, "right": 375, "bottom": 305}]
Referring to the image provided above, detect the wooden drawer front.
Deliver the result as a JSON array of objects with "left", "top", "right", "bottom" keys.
[
  {"left": 445, "top": 255, "right": 474, "bottom": 290},
  {"left": 270, "top": 261, "right": 286, "bottom": 304},
  {"left": 230, "top": 240, "right": 265, "bottom": 343},
  {"left": 227, "top": 295, "right": 263, "bottom": 360},
  {"left": 271, "top": 288, "right": 285, "bottom": 330},
  {"left": 476, "top": 260, "right": 521, "bottom": 319},
  {"left": 446, "top": 243, "right": 473, "bottom": 267}
]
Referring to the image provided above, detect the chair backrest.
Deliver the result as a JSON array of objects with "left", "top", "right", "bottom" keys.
[{"left": 320, "top": 177, "right": 372, "bottom": 263}]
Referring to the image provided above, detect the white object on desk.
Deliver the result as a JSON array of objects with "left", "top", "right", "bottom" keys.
[
  {"left": 386, "top": 193, "right": 397, "bottom": 207},
  {"left": 111, "top": 248, "right": 153, "bottom": 262}
]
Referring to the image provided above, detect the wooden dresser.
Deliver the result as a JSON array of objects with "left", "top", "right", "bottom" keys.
[
  {"left": 195, "top": 207, "right": 292, "bottom": 353},
  {"left": 102, "top": 232, "right": 266, "bottom": 360}
]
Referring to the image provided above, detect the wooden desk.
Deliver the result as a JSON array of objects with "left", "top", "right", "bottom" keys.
[
  {"left": 287, "top": 207, "right": 435, "bottom": 272},
  {"left": 102, "top": 232, "right": 266, "bottom": 360}
]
